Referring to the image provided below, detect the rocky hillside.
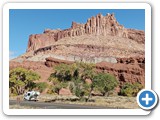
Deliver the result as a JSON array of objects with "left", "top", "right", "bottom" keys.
[
  {"left": 10, "top": 13, "right": 145, "bottom": 89},
  {"left": 27, "top": 13, "right": 144, "bottom": 52}
]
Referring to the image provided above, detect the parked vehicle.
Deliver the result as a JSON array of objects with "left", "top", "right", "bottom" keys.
[{"left": 24, "top": 91, "right": 40, "bottom": 101}]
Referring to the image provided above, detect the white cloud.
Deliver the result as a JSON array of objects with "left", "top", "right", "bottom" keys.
[{"left": 9, "top": 51, "right": 16, "bottom": 60}]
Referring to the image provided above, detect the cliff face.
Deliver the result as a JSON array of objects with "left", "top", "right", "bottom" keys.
[
  {"left": 10, "top": 56, "right": 145, "bottom": 90},
  {"left": 27, "top": 13, "right": 144, "bottom": 52},
  {"left": 44, "top": 56, "right": 145, "bottom": 87}
]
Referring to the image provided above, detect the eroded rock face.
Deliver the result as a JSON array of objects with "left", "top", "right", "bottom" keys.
[
  {"left": 96, "top": 57, "right": 145, "bottom": 87},
  {"left": 45, "top": 57, "right": 74, "bottom": 67},
  {"left": 10, "top": 61, "right": 44, "bottom": 70},
  {"left": 27, "top": 13, "right": 145, "bottom": 52},
  {"left": 45, "top": 57, "right": 145, "bottom": 87},
  {"left": 127, "top": 29, "right": 145, "bottom": 44},
  {"left": 27, "top": 33, "right": 57, "bottom": 52}
]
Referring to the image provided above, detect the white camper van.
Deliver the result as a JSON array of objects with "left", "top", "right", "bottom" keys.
[{"left": 24, "top": 91, "right": 40, "bottom": 101}]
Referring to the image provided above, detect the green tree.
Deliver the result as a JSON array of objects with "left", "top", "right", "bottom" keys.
[
  {"left": 93, "top": 73, "right": 118, "bottom": 96},
  {"left": 73, "top": 79, "right": 85, "bottom": 98},
  {"left": 51, "top": 62, "right": 96, "bottom": 82},
  {"left": 52, "top": 82, "right": 68, "bottom": 94},
  {"left": 75, "top": 62, "right": 96, "bottom": 80},
  {"left": 54, "top": 64, "right": 72, "bottom": 82},
  {"left": 48, "top": 62, "right": 102, "bottom": 101},
  {"left": 9, "top": 67, "right": 40, "bottom": 95},
  {"left": 120, "top": 82, "right": 143, "bottom": 97},
  {"left": 36, "top": 82, "right": 48, "bottom": 93},
  {"left": 69, "top": 78, "right": 93, "bottom": 101},
  {"left": 48, "top": 74, "right": 60, "bottom": 85}
]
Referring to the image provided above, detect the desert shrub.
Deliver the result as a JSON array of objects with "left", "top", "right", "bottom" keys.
[
  {"left": 71, "top": 79, "right": 83, "bottom": 97},
  {"left": 68, "top": 82, "right": 75, "bottom": 94},
  {"left": 74, "top": 83, "right": 90, "bottom": 98},
  {"left": 47, "top": 85, "right": 55, "bottom": 94},
  {"left": 52, "top": 82, "right": 68, "bottom": 94},
  {"left": 120, "top": 82, "right": 143, "bottom": 97},
  {"left": 52, "top": 85, "right": 61, "bottom": 94},
  {"left": 93, "top": 73, "right": 119, "bottom": 96},
  {"left": 107, "top": 90, "right": 118, "bottom": 97},
  {"left": 36, "top": 82, "right": 48, "bottom": 93},
  {"left": 75, "top": 87, "right": 85, "bottom": 98},
  {"left": 83, "top": 83, "right": 91, "bottom": 96},
  {"left": 60, "top": 82, "right": 68, "bottom": 88}
]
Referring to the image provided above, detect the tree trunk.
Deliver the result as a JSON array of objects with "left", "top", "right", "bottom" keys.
[
  {"left": 15, "top": 87, "right": 19, "bottom": 95},
  {"left": 104, "top": 92, "right": 109, "bottom": 97},
  {"left": 15, "top": 86, "right": 25, "bottom": 95},
  {"left": 86, "top": 87, "right": 93, "bottom": 102}
]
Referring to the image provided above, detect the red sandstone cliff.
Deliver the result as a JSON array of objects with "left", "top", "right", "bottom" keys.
[
  {"left": 44, "top": 57, "right": 145, "bottom": 87},
  {"left": 27, "top": 13, "right": 144, "bottom": 52},
  {"left": 10, "top": 56, "right": 145, "bottom": 88}
]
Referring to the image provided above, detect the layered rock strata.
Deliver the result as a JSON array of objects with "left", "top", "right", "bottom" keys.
[
  {"left": 45, "top": 57, "right": 145, "bottom": 87},
  {"left": 27, "top": 13, "right": 144, "bottom": 52}
]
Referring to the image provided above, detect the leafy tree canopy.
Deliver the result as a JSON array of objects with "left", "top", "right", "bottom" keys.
[
  {"left": 9, "top": 67, "right": 40, "bottom": 95},
  {"left": 93, "top": 73, "right": 119, "bottom": 96}
]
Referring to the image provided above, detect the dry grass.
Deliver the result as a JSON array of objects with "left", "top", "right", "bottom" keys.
[
  {"left": 53, "top": 96, "right": 139, "bottom": 109},
  {"left": 38, "top": 95, "right": 139, "bottom": 109},
  {"left": 10, "top": 94, "right": 140, "bottom": 109}
]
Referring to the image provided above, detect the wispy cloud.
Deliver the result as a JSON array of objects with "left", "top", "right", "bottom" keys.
[{"left": 9, "top": 51, "right": 16, "bottom": 60}]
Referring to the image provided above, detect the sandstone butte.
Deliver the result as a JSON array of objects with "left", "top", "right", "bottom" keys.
[{"left": 10, "top": 13, "right": 145, "bottom": 94}]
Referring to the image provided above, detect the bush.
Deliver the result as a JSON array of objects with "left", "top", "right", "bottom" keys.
[
  {"left": 68, "top": 82, "right": 75, "bottom": 94},
  {"left": 83, "top": 83, "right": 91, "bottom": 96},
  {"left": 120, "top": 82, "right": 143, "bottom": 97},
  {"left": 52, "top": 82, "right": 68, "bottom": 94},
  {"left": 36, "top": 82, "right": 48, "bottom": 93},
  {"left": 52, "top": 85, "right": 61, "bottom": 94},
  {"left": 74, "top": 87, "right": 85, "bottom": 98},
  {"left": 47, "top": 85, "right": 55, "bottom": 94}
]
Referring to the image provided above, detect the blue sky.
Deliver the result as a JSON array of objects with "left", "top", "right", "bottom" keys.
[{"left": 9, "top": 9, "right": 145, "bottom": 59}]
